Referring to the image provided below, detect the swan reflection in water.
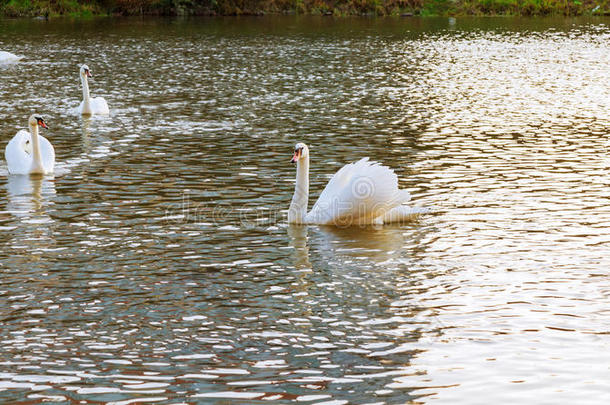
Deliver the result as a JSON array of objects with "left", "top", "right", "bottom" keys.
[
  {"left": 6, "top": 174, "right": 56, "bottom": 221},
  {"left": 4, "top": 174, "right": 57, "bottom": 252},
  {"left": 81, "top": 115, "right": 93, "bottom": 153},
  {"left": 287, "top": 224, "right": 413, "bottom": 269},
  {"left": 287, "top": 225, "right": 311, "bottom": 270}
]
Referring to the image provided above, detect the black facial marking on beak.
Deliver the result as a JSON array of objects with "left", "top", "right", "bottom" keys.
[
  {"left": 36, "top": 117, "right": 48, "bottom": 129},
  {"left": 291, "top": 147, "right": 302, "bottom": 164}
]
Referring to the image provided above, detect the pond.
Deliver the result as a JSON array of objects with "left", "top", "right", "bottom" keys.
[{"left": 1, "top": 15, "right": 609, "bottom": 404}]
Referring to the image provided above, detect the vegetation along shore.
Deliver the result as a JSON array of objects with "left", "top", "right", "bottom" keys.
[{"left": 0, "top": 0, "right": 608, "bottom": 19}]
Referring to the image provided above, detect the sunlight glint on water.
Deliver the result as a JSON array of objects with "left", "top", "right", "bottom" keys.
[{"left": 1, "top": 16, "right": 609, "bottom": 404}]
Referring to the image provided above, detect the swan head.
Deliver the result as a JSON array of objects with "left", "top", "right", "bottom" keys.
[
  {"left": 80, "top": 64, "right": 92, "bottom": 78},
  {"left": 291, "top": 143, "right": 309, "bottom": 163},
  {"left": 28, "top": 114, "right": 48, "bottom": 129}
]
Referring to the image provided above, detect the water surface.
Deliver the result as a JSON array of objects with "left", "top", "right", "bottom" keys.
[{"left": 1, "top": 16, "right": 610, "bottom": 404}]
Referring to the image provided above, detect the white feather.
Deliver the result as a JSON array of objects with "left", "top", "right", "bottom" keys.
[
  {"left": 5, "top": 129, "right": 55, "bottom": 175},
  {"left": 78, "top": 96, "right": 110, "bottom": 115},
  {"left": 288, "top": 143, "right": 419, "bottom": 226},
  {"left": 0, "top": 51, "right": 22, "bottom": 63},
  {"left": 78, "top": 64, "right": 110, "bottom": 115},
  {"left": 306, "top": 158, "right": 411, "bottom": 225}
]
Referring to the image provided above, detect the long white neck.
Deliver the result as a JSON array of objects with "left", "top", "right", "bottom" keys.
[
  {"left": 288, "top": 155, "right": 309, "bottom": 224},
  {"left": 30, "top": 123, "right": 44, "bottom": 174},
  {"left": 81, "top": 74, "right": 91, "bottom": 113}
]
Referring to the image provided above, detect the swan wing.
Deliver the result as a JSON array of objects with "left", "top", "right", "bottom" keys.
[
  {"left": 77, "top": 97, "right": 109, "bottom": 115},
  {"left": 39, "top": 134, "right": 56, "bottom": 173},
  {"left": 306, "top": 158, "right": 410, "bottom": 225},
  {"left": 5, "top": 130, "right": 33, "bottom": 175},
  {"left": 91, "top": 97, "right": 110, "bottom": 115}
]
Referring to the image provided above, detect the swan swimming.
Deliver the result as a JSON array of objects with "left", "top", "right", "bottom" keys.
[
  {"left": 78, "top": 64, "right": 109, "bottom": 115},
  {"left": 288, "top": 143, "right": 416, "bottom": 226},
  {"left": 5, "top": 114, "right": 55, "bottom": 175},
  {"left": 0, "top": 51, "right": 22, "bottom": 63}
]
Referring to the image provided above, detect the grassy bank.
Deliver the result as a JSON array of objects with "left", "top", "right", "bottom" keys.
[{"left": 0, "top": 0, "right": 608, "bottom": 17}]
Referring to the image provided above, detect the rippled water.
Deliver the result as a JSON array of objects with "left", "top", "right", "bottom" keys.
[{"left": 1, "top": 16, "right": 610, "bottom": 404}]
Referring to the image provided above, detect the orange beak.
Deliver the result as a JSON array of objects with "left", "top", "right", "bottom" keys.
[
  {"left": 38, "top": 121, "right": 48, "bottom": 129},
  {"left": 86, "top": 69, "right": 92, "bottom": 78}
]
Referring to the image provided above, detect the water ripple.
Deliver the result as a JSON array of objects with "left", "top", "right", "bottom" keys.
[{"left": 1, "top": 15, "right": 610, "bottom": 404}]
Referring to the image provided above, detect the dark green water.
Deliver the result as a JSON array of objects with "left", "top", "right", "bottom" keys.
[{"left": 1, "top": 16, "right": 609, "bottom": 404}]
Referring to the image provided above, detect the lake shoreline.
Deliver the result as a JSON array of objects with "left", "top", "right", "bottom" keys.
[{"left": 1, "top": 0, "right": 608, "bottom": 19}]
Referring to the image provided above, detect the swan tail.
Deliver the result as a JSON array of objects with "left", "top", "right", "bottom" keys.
[
  {"left": 379, "top": 205, "right": 429, "bottom": 224},
  {"left": 394, "top": 189, "right": 411, "bottom": 204}
]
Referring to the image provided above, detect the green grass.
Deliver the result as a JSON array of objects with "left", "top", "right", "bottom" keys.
[
  {"left": 0, "top": 0, "right": 608, "bottom": 16},
  {"left": 0, "top": 0, "right": 105, "bottom": 16},
  {"left": 455, "top": 0, "right": 607, "bottom": 15}
]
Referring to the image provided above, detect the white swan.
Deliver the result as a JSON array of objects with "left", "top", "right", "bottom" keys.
[
  {"left": 5, "top": 114, "right": 55, "bottom": 175},
  {"left": 288, "top": 143, "right": 416, "bottom": 226},
  {"left": 0, "top": 51, "right": 22, "bottom": 63},
  {"left": 78, "top": 64, "right": 109, "bottom": 115}
]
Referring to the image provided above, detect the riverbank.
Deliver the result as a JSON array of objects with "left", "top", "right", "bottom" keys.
[{"left": 0, "top": 0, "right": 607, "bottom": 18}]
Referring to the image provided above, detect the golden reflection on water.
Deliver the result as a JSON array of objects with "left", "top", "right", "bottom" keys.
[
  {"left": 0, "top": 15, "right": 609, "bottom": 405},
  {"left": 287, "top": 225, "right": 311, "bottom": 270}
]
